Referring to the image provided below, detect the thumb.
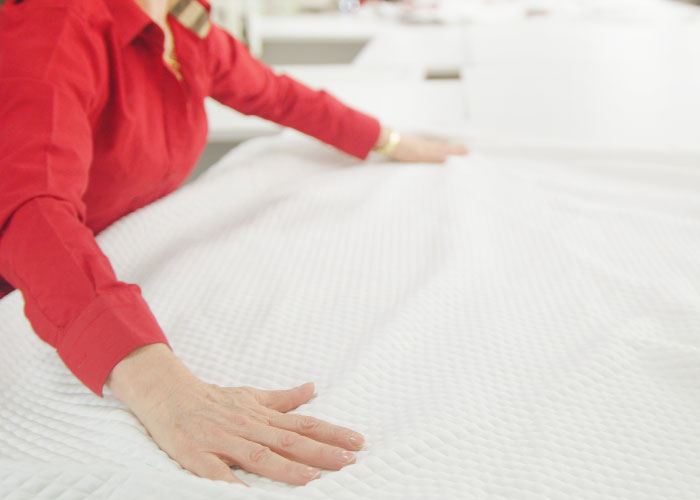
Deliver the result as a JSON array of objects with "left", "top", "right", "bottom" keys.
[{"left": 255, "top": 382, "right": 315, "bottom": 413}]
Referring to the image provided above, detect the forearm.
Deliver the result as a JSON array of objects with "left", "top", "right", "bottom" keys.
[
  {"left": 207, "top": 27, "right": 380, "bottom": 159},
  {"left": 0, "top": 197, "right": 170, "bottom": 396},
  {"left": 231, "top": 74, "right": 381, "bottom": 159}
]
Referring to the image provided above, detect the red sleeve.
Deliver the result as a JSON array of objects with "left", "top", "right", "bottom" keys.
[
  {"left": 205, "top": 24, "right": 381, "bottom": 160},
  {"left": 0, "top": 5, "right": 169, "bottom": 396}
]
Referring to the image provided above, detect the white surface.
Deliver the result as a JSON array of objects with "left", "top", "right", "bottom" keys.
[
  {"left": 392, "top": 0, "right": 700, "bottom": 24},
  {"left": 257, "top": 13, "right": 381, "bottom": 42},
  {"left": 354, "top": 23, "right": 472, "bottom": 71},
  {"left": 2, "top": 131, "right": 700, "bottom": 498},
  {"left": 465, "top": 20, "right": 700, "bottom": 65},
  {"left": 462, "top": 21, "right": 700, "bottom": 154},
  {"left": 317, "top": 80, "right": 467, "bottom": 131}
]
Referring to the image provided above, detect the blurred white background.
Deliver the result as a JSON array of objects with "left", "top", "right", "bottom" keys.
[{"left": 192, "top": 0, "right": 700, "bottom": 180}]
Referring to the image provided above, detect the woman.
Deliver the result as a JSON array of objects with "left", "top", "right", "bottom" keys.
[{"left": 0, "top": 0, "right": 467, "bottom": 487}]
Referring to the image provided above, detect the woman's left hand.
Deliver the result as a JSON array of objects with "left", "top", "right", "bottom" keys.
[{"left": 375, "top": 128, "right": 469, "bottom": 164}]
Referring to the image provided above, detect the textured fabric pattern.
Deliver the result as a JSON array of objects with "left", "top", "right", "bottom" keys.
[{"left": 1, "top": 132, "right": 700, "bottom": 499}]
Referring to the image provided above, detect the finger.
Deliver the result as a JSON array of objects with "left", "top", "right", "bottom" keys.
[
  {"left": 254, "top": 382, "right": 315, "bottom": 413},
  {"left": 267, "top": 411, "right": 365, "bottom": 451},
  {"left": 447, "top": 143, "right": 469, "bottom": 155},
  {"left": 427, "top": 141, "right": 468, "bottom": 159},
  {"left": 417, "top": 143, "right": 449, "bottom": 163},
  {"left": 219, "top": 436, "right": 322, "bottom": 486},
  {"left": 430, "top": 153, "right": 449, "bottom": 164},
  {"left": 241, "top": 424, "right": 356, "bottom": 471},
  {"left": 423, "top": 149, "right": 449, "bottom": 163},
  {"left": 182, "top": 452, "right": 249, "bottom": 486}
]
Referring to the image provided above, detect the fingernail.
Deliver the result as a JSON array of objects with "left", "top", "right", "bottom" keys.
[
  {"left": 302, "top": 467, "right": 321, "bottom": 481},
  {"left": 336, "top": 449, "right": 356, "bottom": 464},
  {"left": 348, "top": 433, "right": 364, "bottom": 449}
]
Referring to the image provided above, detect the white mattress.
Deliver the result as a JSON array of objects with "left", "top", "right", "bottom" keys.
[{"left": 2, "top": 131, "right": 700, "bottom": 499}]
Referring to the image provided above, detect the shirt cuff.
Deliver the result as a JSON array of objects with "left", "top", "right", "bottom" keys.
[
  {"left": 56, "top": 284, "right": 170, "bottom": 396},
  {"left": 337, "top": 111, "right": 382, "bottom": 160}
]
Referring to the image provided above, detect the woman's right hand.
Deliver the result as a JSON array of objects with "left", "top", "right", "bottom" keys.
[{"left": 106, "top": 344, "right": 364, "bottom": 486}]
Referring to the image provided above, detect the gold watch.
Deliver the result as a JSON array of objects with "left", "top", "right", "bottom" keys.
[{"left": 373, "top": 129, "right": 402, "bottom": 157}]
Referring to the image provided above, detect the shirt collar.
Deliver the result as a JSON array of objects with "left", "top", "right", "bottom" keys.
[
  {"left": 105, "top": 0, "right": 212, "bottom": 47},
  {"left": 105, "top": 0, "right": 153, "bottom": 47}
]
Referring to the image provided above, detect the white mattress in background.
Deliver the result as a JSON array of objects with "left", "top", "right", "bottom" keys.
[{"left": 2, "top": 132, "right": 700, "bottom": 499}]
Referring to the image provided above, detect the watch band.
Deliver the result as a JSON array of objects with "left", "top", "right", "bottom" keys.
[{"left": 374, "top": 129, "right": 402, "bottom": 157}]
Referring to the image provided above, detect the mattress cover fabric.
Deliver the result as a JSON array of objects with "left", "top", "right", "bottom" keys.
[{"left": 2, "top": 131, "right": 700, "bottom": 499}]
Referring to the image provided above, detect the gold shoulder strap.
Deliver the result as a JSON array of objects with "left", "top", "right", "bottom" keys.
[{"left": 170, "top": 0, "right": 211, "bottom": 39}]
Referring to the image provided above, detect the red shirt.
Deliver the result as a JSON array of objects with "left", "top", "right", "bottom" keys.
[{"left": 0, "top": 0, "right": 380, "bottom": 396}]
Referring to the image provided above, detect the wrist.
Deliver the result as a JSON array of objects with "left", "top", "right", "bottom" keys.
[
  {"left": 373, "top": 127, "right": 390, "bottom": 151},
  {"left": 373, "top": 126, "right": 402, "bottom": 157},
  {"left": 106, "top": 343, "right": 195, "bottom": 409}
]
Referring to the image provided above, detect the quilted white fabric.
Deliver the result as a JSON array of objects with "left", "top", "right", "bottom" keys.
[{"left": 2, "top": 131, "right": 700, "bottom": 499}]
